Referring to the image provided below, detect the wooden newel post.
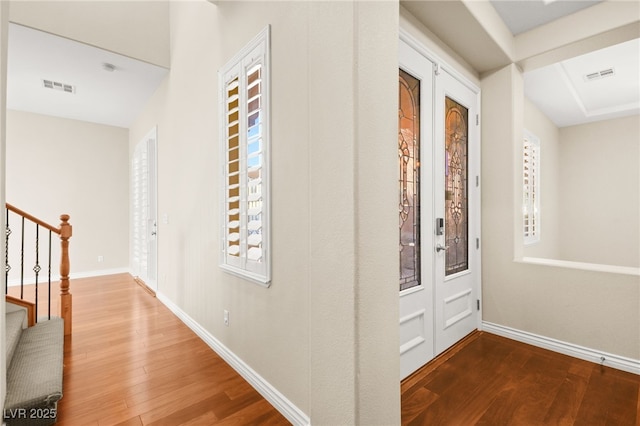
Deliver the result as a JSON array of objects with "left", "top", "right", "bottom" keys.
[{"left": 59, "top": 214, "right": 72, "bottom": 336}]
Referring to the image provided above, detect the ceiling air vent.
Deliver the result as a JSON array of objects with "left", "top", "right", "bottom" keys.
[
  {"left": 42, "top": 79, "right": 75, "bottom": 94},
  {"left": 583, "top": 68, "right": 615, "bottom": 82}
]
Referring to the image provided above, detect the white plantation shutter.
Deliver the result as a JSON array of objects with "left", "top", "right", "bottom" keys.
[
  {"left": 220, "top": 26, "right": 270, "bottom": 286},
  {"left": 523, "top": 130, "right": 540, "bottom": 244},
  {"left": 132, "top": 139, "right": 149, "bottom": 278}
]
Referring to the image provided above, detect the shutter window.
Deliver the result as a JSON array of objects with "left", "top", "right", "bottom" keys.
[
  {"left": 523, "top": 130, "right": 540, "bottom": 245},
  {"left": 220, "top": 26, "right": 271, "bottom": 286}
]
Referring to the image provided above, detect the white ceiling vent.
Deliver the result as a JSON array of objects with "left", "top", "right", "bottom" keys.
[
  {"left": 42, "top": 79, "right": 75, "bottom": 93},
  {"left": 583, "top": 68, "right": 615, "bottom": 82}
]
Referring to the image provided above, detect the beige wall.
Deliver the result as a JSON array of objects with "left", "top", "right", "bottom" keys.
[
  {"left": 129, "top": 1, "right": 399, "bottom": 423},
  {"left": 1, "top": 0, "right": 8, "bottom": 409},
  {"left": 482, "top": 64, "right": 639, "bottom": 360},
  {"left": 522, "top": 102, "right": 639, "bottom": 268},
  {"left": 6, "top": 111, "right": 130, "bottom": 278},
  {"left": 400, "top": 6, "right": 480, "bottom": 86},
  {"left": 523, "top": 98, "right": 561, "bottom": 259},
  {"left": 558, "top": 115, "right": 640, "bottom": 267},
  {"left": 2, "top": 0, "right": 636, "bottom": 422},
  {"left": 354, "top": 2, "right": 399, "bottom": 421},
  {"left": 9, "top": 0, "right": 170, "bottom": 67}
]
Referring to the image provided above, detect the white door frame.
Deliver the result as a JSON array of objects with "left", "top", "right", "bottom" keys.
[
  {"left": 399, "top": 29, "right": 482, "bottom": 380},
  {"left": 131, "top": 127, "right": 158, "bottom": 292},
  {"left": 433, "top": 66, "right": 481, "bottom": 356}
]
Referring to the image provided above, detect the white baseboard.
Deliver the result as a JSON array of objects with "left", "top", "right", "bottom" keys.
[
  {"left": 7, "top": 268, "right": 131, "bottom": 287},
  {"left": 482, "top": 321, "right": 640, "bottom": 375},
  {"left": 71, "top": 268, "right": 132, "bottom": 280},
  {"left": 156, "top": 291, "right": 311, "bottom": 426}
]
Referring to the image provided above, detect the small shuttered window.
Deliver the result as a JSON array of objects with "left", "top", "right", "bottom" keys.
[
  {"left": 523, "top": 130, "right": 540, "bottom": 245},
  {"left": 220, "top": 26, "right": 270, "bottom": 286}
]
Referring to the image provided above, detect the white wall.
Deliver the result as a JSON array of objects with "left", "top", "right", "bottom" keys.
[
  {"left": 129, "top": 1, "right": 399, "bottom": 424},
  {"left": 523, "top": 98, "right": 561, "bottom": 259},
  {"left": 558, "top": 115, "right": 640, "bottom": 267},
  {"left": 9, "top": 0, "right": 170, "bottom": 68},
  {"left": 482, "top": 64, "right": 639, "bottom": 360},
  {"left": 6, "top": 111, "right": 130, "bottom": 279}
]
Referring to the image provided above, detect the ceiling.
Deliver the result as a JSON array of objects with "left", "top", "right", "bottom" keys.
[
  {"left": 490, "top": 0, "right": 602, "bottom": 35},
  {"left": 490, "top": 0, "right": 638, "bottom": 127},
  {"left": 6, "top": 2, "right": 638, "bottom": 130},
  {"left": 403, "top": 0, "right": 638, "bottom": 128},
  {"left": 7, "top": 23, "right": 168, "bottom": 129},
  {"left": 524, "top": 38, "right": 639, "bottom": 127}
]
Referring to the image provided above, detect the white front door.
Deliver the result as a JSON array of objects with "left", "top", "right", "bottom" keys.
[
  {"left": 398, "top": 38, "right": 434, "bottom": 380},
  {"left": 399, "top": 35, "right": 480, "bottom": 380},
  {"left": 132, "top": 127, "right": 158, "bottom": 292},
  {"left": 434, "top": 69, "right": 480, "bottom": 356}
]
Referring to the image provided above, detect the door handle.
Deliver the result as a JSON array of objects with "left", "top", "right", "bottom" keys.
[{"left": 436, "top": 244, "right": 448, "bottom": 252}]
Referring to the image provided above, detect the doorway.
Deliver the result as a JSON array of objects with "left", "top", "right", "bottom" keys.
[
  {"left": 131, "top": 127, "right": 158, "bottom": 292},
  {"left": 399, "top": 35, "right": 481, "bottom": 380}
]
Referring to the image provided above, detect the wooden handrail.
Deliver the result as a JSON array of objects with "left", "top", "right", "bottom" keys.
[
  {"left": 5, "top": 204, "right": 72, "bottom": 335},
  {"left": 6, "top": 203, "right": 61, "bottom": 234}
]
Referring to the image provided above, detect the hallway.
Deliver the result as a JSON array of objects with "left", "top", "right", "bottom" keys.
[{"left": 51, "top": 274, "right": 289, "bottom": 425}]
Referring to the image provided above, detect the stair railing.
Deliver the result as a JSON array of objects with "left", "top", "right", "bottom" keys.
[{"left": 4, "top": 203, "right": 72, "bottom": 335}]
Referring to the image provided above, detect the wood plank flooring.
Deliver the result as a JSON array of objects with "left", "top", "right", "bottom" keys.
[
  {"left": 9, "top": 275, "right": 639, "bottom": 425},
  {"left": 11, "top": 274, "right": 290, "bottom": 425},
  {"left": 402, "top": 331, "right": 640, "bottom": 425}
]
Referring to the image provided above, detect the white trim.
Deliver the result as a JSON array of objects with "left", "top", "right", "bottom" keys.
[
  {"left": 72, "top": 268, "right": 131, "bottom": 279},
  {"left": 7, "top": 267, "right": 131, "bottom": 287},
  {"left": 399, "top": 26, "right": 484, "bottom": 358},
  {"left": 518, "top": 257, "right": 640, "bottom": 276},
  {"left": 399, "top": 28, "right": 480, "bottom": 95},
  {"left": 482, "top": 321, "right": 640, "bottom": 375},
  {"left": 156, "top": 291, "right": 310, "bottom": 426}
]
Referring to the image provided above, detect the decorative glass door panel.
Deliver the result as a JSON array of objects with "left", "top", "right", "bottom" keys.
[
  {"left": 399, "top": 69, "right": 421, "bottom": 291},
  {"left": 444, "top": 97, "right": 468, "bottom": 276},
  {"left": 399, "top": 33, "right": 479, "bottom": 378}
]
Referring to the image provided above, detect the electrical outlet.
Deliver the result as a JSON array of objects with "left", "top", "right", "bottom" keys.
[
  {"left": 97, "top": 255, "right": 104, "bottom": 263},
  {"left": 223, "top": 310, "right": 230, "bottom": 327}
]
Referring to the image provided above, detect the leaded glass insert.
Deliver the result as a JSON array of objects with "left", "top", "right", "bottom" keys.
[
  {"left": 399, "top": 69, "right": 421, "bottom": 291},
  {"left": 444, "top": 97, "right": 468, "bottom": 276}
]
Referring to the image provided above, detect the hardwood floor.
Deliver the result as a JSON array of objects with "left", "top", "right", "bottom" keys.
[
  {"left": 11, "top": 274, "right": 290, "bottom": 425},
  {"left": 9, "top": 275, "right": 639, "bottom": 425},
  {"left": 402, "top": 331, "right": 640, "bottom": 425}
]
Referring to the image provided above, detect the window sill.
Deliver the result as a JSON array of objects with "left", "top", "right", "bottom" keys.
[
  {"left": 517, "top": 257, "right": 640, "bottom": 276},
  {"left": 220, "top": 264, "right": 271, "bottom": 287}
]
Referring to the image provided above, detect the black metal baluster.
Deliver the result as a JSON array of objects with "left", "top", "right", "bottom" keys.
[
  {"left": 34, "top": 224, "right": 41, "bottom": 323},
  {"left": 20, "top": 216, "right": 25, "bottom": 299},
  {"left": 5, "top": 208, "right": 10, "bottom": 294}
]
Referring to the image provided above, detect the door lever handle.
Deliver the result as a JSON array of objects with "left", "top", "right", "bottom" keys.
[{"left": 436, "top": 244, "right": 448, "bottom": 252}]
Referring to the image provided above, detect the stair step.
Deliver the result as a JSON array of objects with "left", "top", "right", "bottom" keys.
[
  {"left": 5, "top": 310, "right": 26, "bottom": 370},
  {"left": 4, "top": 317, "right": 64, "bottom": 425}
]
